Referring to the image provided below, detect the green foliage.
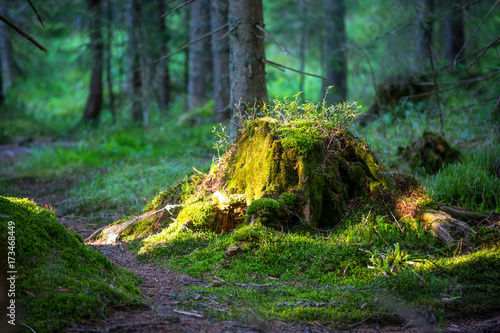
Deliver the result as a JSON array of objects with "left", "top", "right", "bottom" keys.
[
  {"left": 0, "top": 197, "right": 141, "bottom": 332},
  {"left": 177, "top": 201, "right": 216, "bottom": 230},
  {"left": 423, "top": 145, "right": 500, "bottom": 213}
]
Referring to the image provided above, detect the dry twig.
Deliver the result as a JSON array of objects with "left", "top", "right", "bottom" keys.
[{"left": 0, "top": 15, "right": 46, "bottom": 51}]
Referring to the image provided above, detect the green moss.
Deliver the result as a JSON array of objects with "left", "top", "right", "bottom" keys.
[
  {"left": 0, "top": 197, "right": 141, "bottom": 332},
  {"left": 177, "top": 201, "right": 216, "bottom": 230}
]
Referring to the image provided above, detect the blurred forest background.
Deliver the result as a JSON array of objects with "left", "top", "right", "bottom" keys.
[{"left": 0, "top": 0, "right": 499, "bottom": 218}]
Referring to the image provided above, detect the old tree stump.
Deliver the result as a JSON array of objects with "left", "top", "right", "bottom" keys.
[{"left": 87, "top": 117, "right": 489, "bottom": 246}]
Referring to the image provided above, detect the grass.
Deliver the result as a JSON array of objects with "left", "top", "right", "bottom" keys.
[
  {"left": 133, "top": 211, "right": 500, "bottom": 326},
  {"left": 422, "top": 145, "right": 500, "bottom": 213}
]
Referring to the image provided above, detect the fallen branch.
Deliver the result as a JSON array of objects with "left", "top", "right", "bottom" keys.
[
  {"left": 262, "top": 59, "right": 326, "bottom": 80},
  {"left": 0, "top": 15, "right": 47, "bottom": 51},
  {"left": 468, "top": 35, "right": 500, "bottom": 70},
  {"left": 161, "top": 0, "right": 196, "bottom": 17},
  {"left": 27, "top": 0, "right": 44, "bottom": 27},
  {"left": 256, "top": 24, "right": 288, "bottom": 54},
  {"left": 233, "top": 282, "right": 283, "bottom": 288},
  {"left": 173, "top": 309, "right": 203, "bottom": 318},
  {"left": 156, "top": 23, "right": 228, "bottom": 62},
  {"left": 454, "top": 0, "right": 500, "bottom": 70}
]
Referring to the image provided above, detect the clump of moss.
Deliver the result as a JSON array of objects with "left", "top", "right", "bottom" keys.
[{"left": 0, "top": 197, "right": 141, "bottom": 332}]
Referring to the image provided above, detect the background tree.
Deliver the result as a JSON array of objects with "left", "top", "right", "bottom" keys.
[
  {"left": 323, "top": 0, "right": 347, "bottom": 104},
  {"left": 210, "top": 0, "right": 230, "bottom": 123},
  {"left": 188, "top": 0, "right": 212, "bottom": 111},
  {"left": 444, "top": 1, "right": 465, "bottom": 64},
  {"left": 82, "top": 0, "right": 104, "bottom": 123},
  {"left": 228, "top": 0, "right": 268, "bottom": 135},
  {"left": 124, "top": 0, "right": 143, "bottom": 123},
  {"left": 0, "top": 0, "right": 15, "bottom": 96},
  {"left": 414, "top": 0, "right": 434, "bottom": 71},
  {"left": 152, "top": 0, "right": 170, "bottom": 111}
]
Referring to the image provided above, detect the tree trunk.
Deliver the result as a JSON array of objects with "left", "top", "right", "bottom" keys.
[
  {"left": 105, "top": 0, "right": 116, "bottom": 123},
  {"left": 414, "top": 0, "right": 433, "bottom": 71},
  {"left": 154, "top": 0, "right": 171, "bottom": 111},
  {"left": 82, "top": 0, "right": 104, "bottom": 123},
  {"left": 298, "top": 0, "right": 309, "bottom": 97},
  {"left": 444, "top": 3, "right": 465, "bottom": 64},
  {"left": 124, "top": 0, "right": 143, "bottom": 123},
  {"left": 323, "top": 0, "right": 347, "bottom": 105},
  {"left": 210, "top": 0, "right": 230, "bottom": 123},
  {"left": 188, "top": 0, "right": 212, "bottom": 111},
  {"left": 0, "top": 0, "right": 15, "bottom": 96},
  {"left": 228, "top": 0, "right": 268, "bottom": 136}
]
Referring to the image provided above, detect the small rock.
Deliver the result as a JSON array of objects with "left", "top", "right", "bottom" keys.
[{"left": 360, "top": 303, "right": 368, "bottom": 310}]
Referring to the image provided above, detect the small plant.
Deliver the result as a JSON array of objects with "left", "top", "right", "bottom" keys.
[{"left": 367, "top": 243, "right": 412, "bottom": 276}]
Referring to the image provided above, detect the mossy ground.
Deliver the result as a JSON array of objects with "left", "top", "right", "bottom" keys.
[
  {"left": 133, "top": 212, "right": 500, "bottom": 327},
  {"left": 0, "top": 197, "right": 142, "bottom": 332}
]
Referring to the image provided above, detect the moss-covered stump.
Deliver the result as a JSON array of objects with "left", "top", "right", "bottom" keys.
[
  {"left": 196, "top": 118, "right": 398, "bottom": 229},
  {"left": 0, "top": 197, "right": 140, "bottom": 332},
  {"left": 399, "top": 131, "right": 460, "bottom": 174}
]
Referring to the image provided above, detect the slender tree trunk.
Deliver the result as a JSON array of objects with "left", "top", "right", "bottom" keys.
[
  {"left": 188, "top": 0, "right": 212, "bottom": 110},
  {"left": 444, "top": 3, "right": 465, "bottom": 64},
  {"left": 155, "top": 0, "right": 171, "bottom": 111},
  {"left": 105, "top": 0, "right": 115, "bottom": 123},
  {"left": 210, "top": 0, "right": 230, "bottom": 123},
  {"left": 0, "top": 0, "right": 15, "bottom": 96},
  {"left": 414, "top": 0, "right": 433, "bottom": 71},
  {"left": 298, "top": 0, "right": 309, "bottom": 97},
  {"left": 83, "top": 0, "right": 104, "bottom": 123},
  {"left": 323, "top": 0, "right": 347, "bottom": 105},
  {"left": 228, "top": 0, "right": 268, "bottom": 136},
  {"left": 125, "top": 0, "right": 143, "bottom": 123}
]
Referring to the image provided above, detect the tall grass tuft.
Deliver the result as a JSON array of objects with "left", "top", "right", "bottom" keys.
[{"left": 423, "top": 145, "right": 500, "bottom": 213}]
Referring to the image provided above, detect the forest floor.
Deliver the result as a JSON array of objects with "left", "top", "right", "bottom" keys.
[{"left": 2, "top": 143, "right": 500, "bottom": 333}]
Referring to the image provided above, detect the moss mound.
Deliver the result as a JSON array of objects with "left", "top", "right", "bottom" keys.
[
  {"left": 146, "top": 115, "right": 427, "bottom": 233},
  {"left": 399, "top": 131, "right": 461, "bottom": 175},
  {"left": 0, "top": 197, "right": 141, "bottom": 332}
]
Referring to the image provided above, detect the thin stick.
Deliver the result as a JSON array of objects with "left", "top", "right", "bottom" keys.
[
  {"left": 156, "top": 23, "right": 228, "bottom": 62},
  {"left": 161, "top": 0, "right": 196, "bottom": 17},
  {"left": 27, "top": 0, "right": 44, "bottom": 27},
  {"left": 256, "top": 24, "right": 288, "bottom": 54},
  {"left": 262, "top": 59, "right": 326, "bottom": 80},
  {"left": 468, "top": 35, "right": 500, "bottom": 70},
  {"left": 427, "top": 44, "right": 445, "bottom": 137},
  {"left": 217, "top": 24, "right": 236, "bottom": 40},
  {"left": 20, "top": 322, "right": 37, "bottom": 333},
  {"left": 454, "top": 0, "right": 500, "bottom": 70},
  {"left": 0, "top": 15, "right": 46, "bottom": 52},
  {"left": 415, "top": 70, "right": 500, "bottom": 86},
  {"left": 173, "top": 309, "right": 204, "bottom": 318}
]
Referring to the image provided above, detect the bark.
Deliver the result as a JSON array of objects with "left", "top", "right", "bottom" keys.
[
  {"left": 210, "top": 0, "right": 230, "bottom": 123},
  {"left": 154, "top": 0, "right": 171, "bottom": 110},
  {"left": 82, "top": 0, "right": 104, "bottom": 123},
  {"left": 0, "top": 0, "right": 14, "bottom": 95},
  {"left": 228, "top": 0, "right": 268, "bottom": 135},
  {"left": 444, "top": 3, "right": 465, "bottom": 64},
  {"left": 323, "top": 0, "right": 347, "bottom": 105},
  {"left": 414, "top": 0, "right": 434, "bottom": 71},
  {"left": 125, "top": 0, "right": 143, "bottom": 123},
  {"left": 298, "top": 0, "right": 309, "bottom": 96},
  {"left": 187, "top": 0, "right": 212, "bottom": 110},
  {"left": 105, "top": 0, "right": 115, "bottom": 123}
]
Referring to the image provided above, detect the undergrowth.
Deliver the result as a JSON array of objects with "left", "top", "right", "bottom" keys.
[{"left": 423, "top": 145, "right": 500, "bottom": 213}]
